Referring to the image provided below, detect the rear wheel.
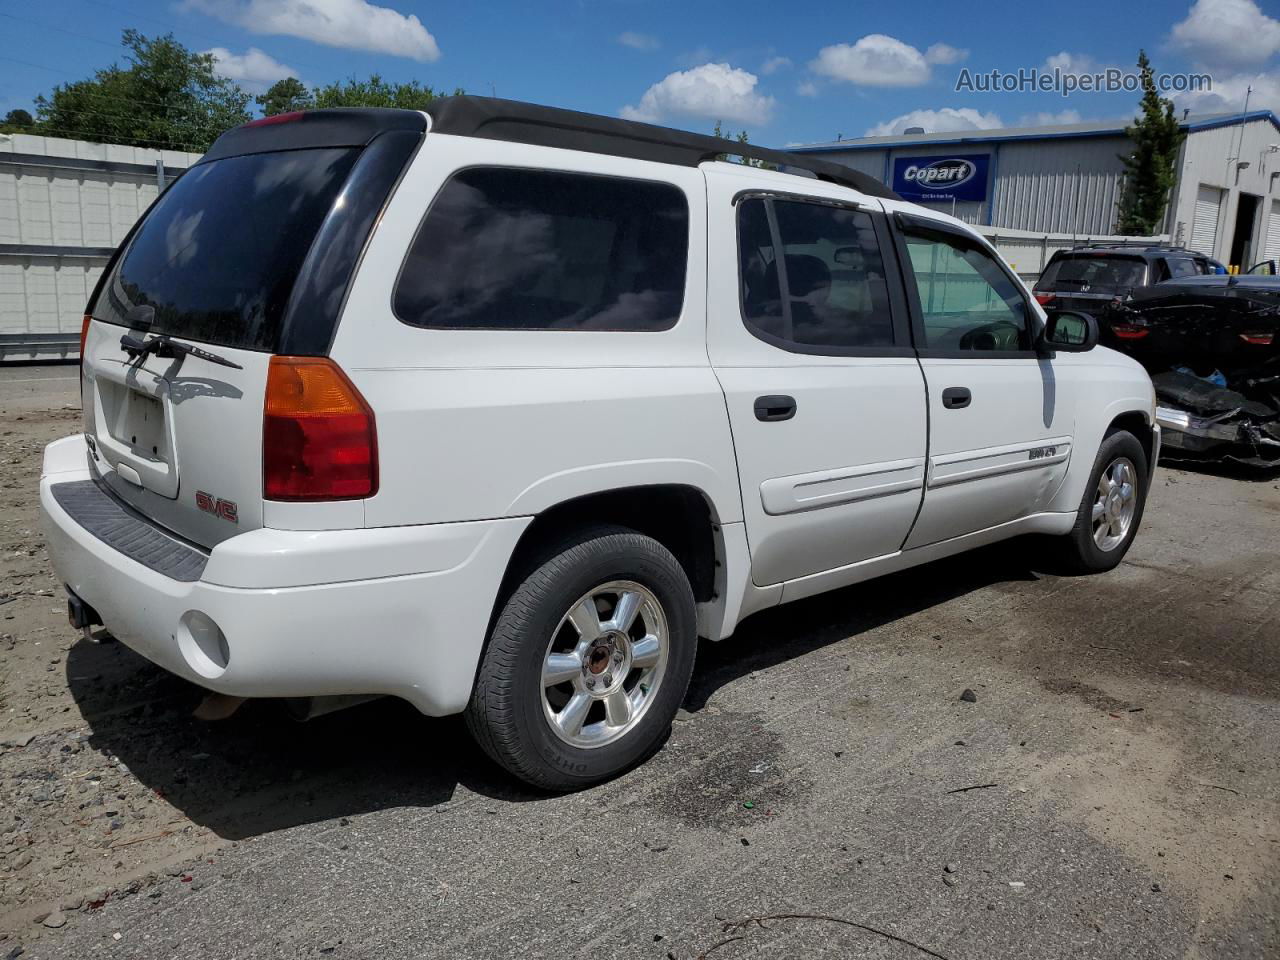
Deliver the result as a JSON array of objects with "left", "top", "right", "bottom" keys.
[
  {"left": 1055, "top": 429, "right": 1149, "bottom": 573},
  {"left": 465, "top": 527, "right": 697, "bottom": 790}
]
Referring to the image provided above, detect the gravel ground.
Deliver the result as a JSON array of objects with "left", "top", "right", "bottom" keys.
[{"left": 0, "top": 370, "right": 1277, "bottom": 959}]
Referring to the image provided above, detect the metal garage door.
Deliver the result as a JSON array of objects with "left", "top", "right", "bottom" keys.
[
  {"left": 1266, "top": 200, "right": 1280, "bottom": 262},
  {"left": 1190, "top": 185, "right": 1222, "bottom": 256}
]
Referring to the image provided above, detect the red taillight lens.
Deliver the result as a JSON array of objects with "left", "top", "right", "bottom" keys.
[
  {"left": 263, "top": 357, "right": 377, "bottom": 501},
  {"left": 1239, "top": 331, "right": 1274, "bottom": 346},
  {"left": 79, "top": 314, "right": 91, "bottom": 362},
  {"left": 1034, "top": 292, "right": 1056, "bottom": 306},
  {"left": 1111, "top": 323, "right": 1150, "bottom": 340}
]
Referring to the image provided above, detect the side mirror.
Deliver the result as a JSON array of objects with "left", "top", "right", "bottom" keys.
[{"left": 1040, "top": 310, "right": 1098, "bottom": 353}]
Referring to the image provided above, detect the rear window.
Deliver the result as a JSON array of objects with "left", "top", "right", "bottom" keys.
[
  {"left": 393, "top": 168, "right": 688, "bottom": 331},
  {"left": 92, "top": 148, "right": 359, "bottom": 351},
  {"left": 1036, "top": 254, "right": 1147, "bottom": 293}
]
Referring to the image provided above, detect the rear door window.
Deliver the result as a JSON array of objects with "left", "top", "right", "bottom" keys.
[
  {"left": 92, "top": 148, "right": 360, "bottom": 351},
  {"left": 393, "top": 168, "right": 689, "bottom": 331},
  {"left": 737, "top": 196, "right": 895, "bottom": 351}
]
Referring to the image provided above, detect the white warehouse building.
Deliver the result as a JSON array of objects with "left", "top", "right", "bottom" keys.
[{"left": 793, "top": 110, "right": 1280, "bottom": 272}]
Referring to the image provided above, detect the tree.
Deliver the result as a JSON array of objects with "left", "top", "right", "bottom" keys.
[
  {"left": 711, "top": 121, "right": 776, "bottom": 169},
  {"left": 34, "top": 30, "right": 251, "bottom": 152},
  {"left": 1115, "top": 50, "right": 1185, "bottom": 236},
  {"left": 312, "top": 75, "right": 461, "bottom": 110},
  {"left": 256, "top": 77, "right": 313, "bottom": 116},
  {"left": 1, "top": 108, "right": 34, "bottom": 132}
]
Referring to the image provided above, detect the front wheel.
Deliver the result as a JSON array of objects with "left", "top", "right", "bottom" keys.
[
  {"left": 465, "top": 526, "right": 697, "bottom": 790},
  {"left": 1054, "top": 429, "right": 1149, "bottom": 573}
]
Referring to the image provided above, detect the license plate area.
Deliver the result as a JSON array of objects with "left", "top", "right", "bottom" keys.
[{"left": 89, "top": 362, "right": 180, "bottom": 499}]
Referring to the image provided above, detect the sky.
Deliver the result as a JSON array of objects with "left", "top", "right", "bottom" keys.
[{"left": 1, "top": 0, "right": 1278, "bottom": 148}]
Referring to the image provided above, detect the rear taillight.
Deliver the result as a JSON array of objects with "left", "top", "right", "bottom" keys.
[
  {"left": 1034, "top": 292, "right": 1056, "bottom": 306},
  {"left": 79, "top": 314, "right": 91, "bottom": 367},
  {"left": 1111, "top": 323, "right": 1150, "bottom": 340},
  {"left": 263, "top": 357, "right": 377, "bottom": 501},
  {"left": 1239, "top": 331, "right": 1274, "bottom": 346}
]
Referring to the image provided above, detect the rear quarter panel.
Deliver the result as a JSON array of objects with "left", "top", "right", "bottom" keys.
[{"left": 330, "top": 133, "right": 741, "bottom": 528}]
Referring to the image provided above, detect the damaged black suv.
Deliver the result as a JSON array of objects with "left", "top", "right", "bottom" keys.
[{"left": 1101, "top": 275, "right": 1280, "bottom": 467}]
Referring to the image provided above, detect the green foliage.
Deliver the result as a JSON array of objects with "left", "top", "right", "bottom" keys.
[
  {"left": 1116, "top": 50, "right": 1185, "bottom": 236},
  {"left": 312, "top": 75, "right": 461, "bottom": 110},
  {"left": 33, "top": 30, "right": 251, "bottom": 151},
  {"left": 1, "top": 108, "right": 35, "bottom": 133},
  {"left": 710, "top": 121, "right": 777, "bottom": 170},
  {"left": 256, "top": 77, "right": 313, "bottom": 116}
]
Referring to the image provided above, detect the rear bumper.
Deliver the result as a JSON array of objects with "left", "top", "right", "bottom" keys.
[{"left": 40, "top": 435, "right": 529, "bottom": 715}]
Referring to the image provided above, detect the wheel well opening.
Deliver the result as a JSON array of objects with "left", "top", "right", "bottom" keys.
[
  {"left": 502, "top": 486, "right": 719, "bottom": 608},
  {"left": 1107, "top": 412, "right": 1154, "bottom": 469}
]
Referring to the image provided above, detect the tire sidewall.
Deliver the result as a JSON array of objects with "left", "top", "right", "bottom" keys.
[
  {"left": 1075, "top": 430, "right": 1149, "bottom": 569},
  {"left": 499, "top": 535, "right": 696, "bottom": 787}
]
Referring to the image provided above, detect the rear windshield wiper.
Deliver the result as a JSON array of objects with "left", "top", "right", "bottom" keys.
[{"left": 119, "top": 333, "right": 243, "bottom": 370}]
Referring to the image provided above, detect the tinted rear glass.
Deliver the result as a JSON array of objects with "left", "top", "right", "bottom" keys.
[
  {"left": 92, "top": 148, "right": 359, "bottom": 351},
  {"left": 1037, "top": 254, "right": 1147, "bottom": 293},
  {"left": 393, "top": 168, "right": 688, "bottom": 331}
]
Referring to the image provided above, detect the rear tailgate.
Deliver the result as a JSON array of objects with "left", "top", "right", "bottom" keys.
[{"left": 82, "top": 110, "right": 424, "bottom": 548}]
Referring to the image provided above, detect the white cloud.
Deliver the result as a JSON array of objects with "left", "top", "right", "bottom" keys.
[
  {"left": 865, "top": 107, "right": 1003, "bottom": 137},
  {"left": 1170, "top": 0, "right": 1280, "bottom": 68},
  {"left": 1172, "top": 69, "right": 1280, "bottom": 115},
  {"left": 205, "top": 46, "right": 296, "bottom": 93},
  {"left": 621, "top": 63, "right": 775, "bottom": 125},
  {"left": 810, "top": 35, "right": 932, "bottom": 87},
  {"left": 618, "top": 31, "right": 659, "bottom": 51},
  {"left": 186, "top": 0, "right": 440, "bottom": 61},
  {"left": 796, "top": 80, "right": 819, "bottom": 97},
  {"left": 1017, "top": 109, "right": 1084, "bottom": 127},
  {"left": 924, "top": 43, "right": 967, "bottom": 66},
  {"left": 761, "top": 56, "right": 792, "bottom": 75},
  {"left": 1043, "top": 51, "right": 1102, "bottom": 73}
]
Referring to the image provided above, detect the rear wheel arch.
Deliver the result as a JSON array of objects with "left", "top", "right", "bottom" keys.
[{"left": 486, "top": 484, "right": 725, "bottom": 643}]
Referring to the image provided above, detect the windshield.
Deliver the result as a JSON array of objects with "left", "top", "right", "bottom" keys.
[
  {"left": 1037, "top": 254, "right": 1147, "bottom": 294},
  {"left": 92, "top": 147, "right": 359, "bottom": 352}
]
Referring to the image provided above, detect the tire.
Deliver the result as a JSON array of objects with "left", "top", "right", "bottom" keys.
[
  {"left": 1054, "top": 428, "right": 1149, "bottom": 574},
  {"left": 465, "top": 526, "right": 697, "bottom": 791}
]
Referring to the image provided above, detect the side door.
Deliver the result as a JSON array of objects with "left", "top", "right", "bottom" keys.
[
  {"left": 891, "top": 212, "right": 1074, "bottom": 548},
  {"left": 704, "top": 167, "right": 928, "bottom": 586}
]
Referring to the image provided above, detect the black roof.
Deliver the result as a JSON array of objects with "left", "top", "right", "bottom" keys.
[
  {"left": 424, "top": 96, "right": 899, "bottom": 200},
  {"left": 204, "top": 97, "right": 898, "bottom": 201}
]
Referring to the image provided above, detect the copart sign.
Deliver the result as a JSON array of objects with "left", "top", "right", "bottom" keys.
[{"left": 892, "top": 154, "right": 990, "bottom": 203}]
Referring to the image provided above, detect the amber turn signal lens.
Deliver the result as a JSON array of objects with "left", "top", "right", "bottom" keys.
[{"left": 262, "top": 357, "right": 377, "bottom": 501}]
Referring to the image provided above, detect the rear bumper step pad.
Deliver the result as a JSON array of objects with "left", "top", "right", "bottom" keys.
[{"left": 50, "top": 479, "right": 209, "bottom": 582}]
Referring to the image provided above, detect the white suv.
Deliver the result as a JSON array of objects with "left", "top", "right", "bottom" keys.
[{"left": 40, "top": 98, "right": 1158, "bottom": 789}]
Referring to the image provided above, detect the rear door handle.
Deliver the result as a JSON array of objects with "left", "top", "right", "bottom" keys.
[
  {"left": 754, "top": 395, "right": 797, "bottom": 422},
  {"left": 942, "top": 387, "right": 971, "bottom": 409}
]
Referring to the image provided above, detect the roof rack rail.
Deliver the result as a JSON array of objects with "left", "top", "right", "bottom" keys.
[{"left": 424, "top": 95, "right": 900, "bottom": 201}]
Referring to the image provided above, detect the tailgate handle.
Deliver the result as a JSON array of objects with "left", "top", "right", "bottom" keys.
[
  {"left": 754, "top": 395, "right": 797, "bottom": 422},
  {"left": 942, "top": 387, "right": 972, "bottom": 409}
]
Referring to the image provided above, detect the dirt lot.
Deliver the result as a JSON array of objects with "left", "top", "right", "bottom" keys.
[{"left": 1, "top": 370, "right": 1278, "bottom": 959}]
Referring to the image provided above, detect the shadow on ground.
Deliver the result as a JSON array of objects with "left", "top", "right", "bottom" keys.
[{"left": 63, "top": 543, "right": 1040, "bottom": 843}]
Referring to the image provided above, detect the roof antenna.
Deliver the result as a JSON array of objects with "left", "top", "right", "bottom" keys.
[{"left": 1182, "top": 108, "right": 1190, "bottom": 121}]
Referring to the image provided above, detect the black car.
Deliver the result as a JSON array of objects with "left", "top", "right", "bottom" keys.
[
  {"left": 1032, "top": 245, "right": 1217, "bottom": 316},
  {"left": 1100, "top": 275, "right": 1280, "bottom": 466}
]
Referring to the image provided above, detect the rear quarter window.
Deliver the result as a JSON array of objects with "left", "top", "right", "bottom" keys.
[{"left": 393, "top": 168, "right": 689, "bottom": 331}]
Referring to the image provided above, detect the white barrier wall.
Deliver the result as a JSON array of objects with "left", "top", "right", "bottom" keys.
[{"left": 0, "top": 134, "right": 201, "bottom": 359}]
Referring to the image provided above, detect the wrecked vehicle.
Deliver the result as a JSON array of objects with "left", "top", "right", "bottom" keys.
[{"left": 1101, "top": 275, "right": 1280, "bottom": 466}]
